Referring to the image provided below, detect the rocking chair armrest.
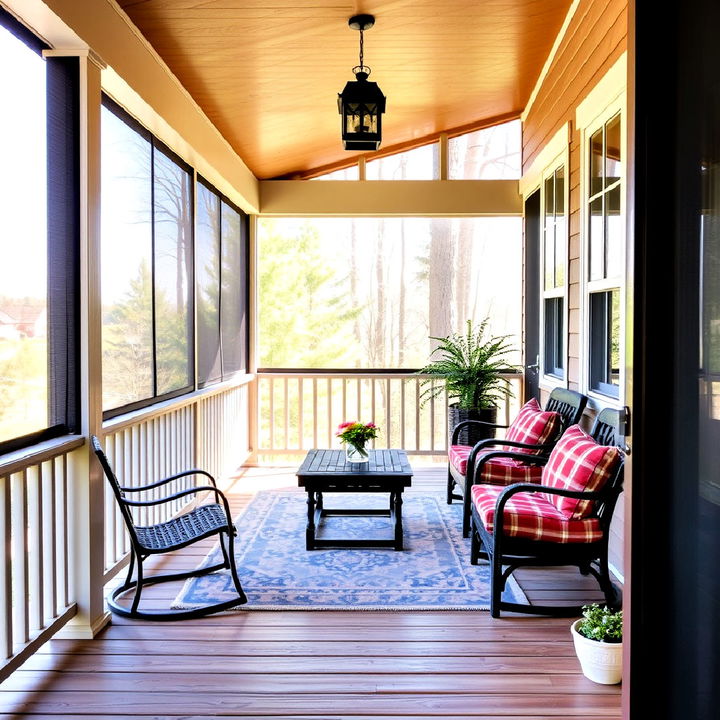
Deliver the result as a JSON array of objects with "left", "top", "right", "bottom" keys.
[
  {"left": 122, "top": 484, "right": 229, "bottom": 511},
  {"left": 451, "top": 419, "right": 509, "bottom": 443},
  {"left": 120, "top": 468, "right": 217, "bottom": 492}
]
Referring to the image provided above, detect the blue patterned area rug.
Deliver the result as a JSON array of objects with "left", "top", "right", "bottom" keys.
[{"left": 173, "top": 490, "right": 527, "bottom": 611}]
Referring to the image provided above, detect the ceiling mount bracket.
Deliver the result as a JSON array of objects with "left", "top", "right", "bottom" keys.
[{"left": 348, "top": 14, "right": 375, "bottom": 31}]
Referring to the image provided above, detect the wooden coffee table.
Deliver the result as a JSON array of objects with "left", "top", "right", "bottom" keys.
[{"left": 296, "top": 449, "right": 413, "bottom": 550}]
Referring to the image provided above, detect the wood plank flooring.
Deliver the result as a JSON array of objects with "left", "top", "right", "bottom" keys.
[{"left": 0, "top": 464, "right": 622, "bottom": 718}]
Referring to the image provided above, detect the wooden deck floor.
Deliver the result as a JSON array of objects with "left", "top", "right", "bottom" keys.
[{"left": 0, "top": 464, "right": 622, "bottom": 719}]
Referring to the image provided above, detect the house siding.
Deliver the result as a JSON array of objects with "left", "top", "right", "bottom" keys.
[{"left": 523, "top": 0, "right": 628, "bottom": 579}]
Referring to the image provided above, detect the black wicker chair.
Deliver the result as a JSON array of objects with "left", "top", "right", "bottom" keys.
[
  {"left": 469, "top": 408, "right": 623, "bottom": 618},
  {"left": 92, "top": 435, "right": 247, "bottom": 620},
  {"left": 448, "top": 388, "right": 588, "bottom": 537}
]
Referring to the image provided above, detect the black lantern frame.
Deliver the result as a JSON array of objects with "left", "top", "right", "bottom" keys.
[{"left": 337, "top": 14, "right": 386, "bottom": 151}]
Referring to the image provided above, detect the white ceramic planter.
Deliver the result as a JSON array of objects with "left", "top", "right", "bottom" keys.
[{"left": 570, "top": 619, "right": 623, "bottom": 684}]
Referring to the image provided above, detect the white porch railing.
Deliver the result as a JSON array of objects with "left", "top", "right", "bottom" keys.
[
  {"left": 0, "top": 436, "right": 83, "bottom": 682},
  {"left": 101, "top": 376, "right": 253, "bottom": 581},
  {"left": 256, "top": 371, "right": 524, "bottom": 459}
]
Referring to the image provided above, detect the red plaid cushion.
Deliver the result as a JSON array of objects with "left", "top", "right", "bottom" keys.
[
  {"left": 541, "top": 425, "right": 621, "bottom": 519},
  {"left": 449, "top": 445, "right": 472, "bottom": 475},
  {"left": 504, "top": 398, "right": 561, "bottom": 454},
  {"left": 471, "top": 484, "right": 604, "bottom": 543},
  {"left": 476, "top": 456, "right": 544, "bottom": 486}
]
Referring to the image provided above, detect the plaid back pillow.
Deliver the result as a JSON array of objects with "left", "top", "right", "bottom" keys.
[
  {"left": 504, "top": 398, "right": 561, "bottom": 455},
  {"left": 541, "top": 424, "right": 621, "bottom": 519}
]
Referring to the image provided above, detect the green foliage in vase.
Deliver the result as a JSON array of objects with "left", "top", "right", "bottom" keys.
[
  {"left": 577, "top": 603, "right": 623, "bottom": 643},
  {"left": 417, "top": 318, "right": 516, "bottom": 410}
]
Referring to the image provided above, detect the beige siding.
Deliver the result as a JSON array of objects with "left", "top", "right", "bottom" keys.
[{"left": 523, "top": 0, "right": 628, "bottom": 579}]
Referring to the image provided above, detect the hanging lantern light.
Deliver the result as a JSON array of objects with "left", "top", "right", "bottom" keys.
[{"left": 337, "top": 14, "right": 386, "bottom": 151}]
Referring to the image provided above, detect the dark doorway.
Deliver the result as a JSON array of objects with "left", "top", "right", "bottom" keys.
[
  {"left": 524, "top": 189, "right": 541, "bottom": 400},
  {"left": 630, "top": 0, "right": 720, "bottom": 717}
]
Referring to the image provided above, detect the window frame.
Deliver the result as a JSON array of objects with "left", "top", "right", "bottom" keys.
[
  {"left": 577, "top": 66, "right": 626, "bottom": 405},
  {"left": 101, "top": 94, "right": 196, "bottom": 420},
  {"left": 539, "top": 159, "right": 569, "bottom": 384},
  {"left": 195, "top": 175, "right": 250, "bottom": 388}
]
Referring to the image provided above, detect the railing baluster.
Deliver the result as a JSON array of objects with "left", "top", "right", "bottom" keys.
[
  {"left": 298, "top": 377, "right": 304, "bottom": 450},
  {"left": 284, "top": 377, "right": 289, "bottom": 451},
  {"left": 400, "top": 378, "right": 406, "bottom": 450},
  {"left": 312, "top": 377, "right": 318, "bottom": 449},
  {"left": 43, "top": 460, "right": 57, "bottom": 622},
  {"left": 327, "top": 377, "right": 333, "bottom": 447},
  {"left": 60, "top": 455, "right": 70, "bottom": 607},
  {"left": 415, "top": 378, "right": 421, "bottom": 451},
  {"left": 11, "top": 471, "right": 29, "bottom": 646},
  {"left": 385, "top": 378, "right": 391, "bottom": 449},
  {"left": 429, "top": 380, "right": 436, "bottom": 451},
  {"left": 27, "top": 464, "right": 43, "bottom": 632},
  {"left": 0, "top": 475, "right": 12, "bottom": 660}
]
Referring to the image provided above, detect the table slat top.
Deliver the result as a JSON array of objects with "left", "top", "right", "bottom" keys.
[{"left": 297, "top": 449, "right": 412, "bottom": 480}]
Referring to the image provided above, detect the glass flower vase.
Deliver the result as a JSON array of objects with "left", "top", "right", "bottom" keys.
[{"left": 345, "top": 443, "right": 369, "bottom": 463}]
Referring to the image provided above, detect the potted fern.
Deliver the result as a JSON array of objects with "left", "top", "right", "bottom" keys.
[
  {"left": 571, "top": 603, "right": 623, "bottom": 684},
  {"left": 418, "top": 319, "right": 516, "bottom": 447}
]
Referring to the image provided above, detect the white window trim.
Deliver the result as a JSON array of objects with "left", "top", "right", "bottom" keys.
[
  {"left": 576, "top": 54, "right": 627, "bottom": 407},
  {"left": 520, "top": 123, "right": 570, "bottom": 392}
]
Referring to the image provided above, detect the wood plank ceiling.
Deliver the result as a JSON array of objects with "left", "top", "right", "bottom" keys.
[{"left": 116, "top": 0, "right": 572, "bottom": 179}]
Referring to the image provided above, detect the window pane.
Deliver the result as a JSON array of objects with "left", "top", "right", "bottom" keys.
[
  {"left": 554, "top": 168, "right": 566, "bottom": 287},
  {"left": 590, "top": 128, "right": 604, "bottom": 196},
  {"left": 544, "top": 297, "right": 564, "bottom": 377},
  {"left": 196, "top": 183, "right": 222, "bottom": 386},
  {"left": 258, "top": 217, "right": 522, "bottom": 368},
  {"left": 311, "top": 166, "right": 359, "bottom": 180},
  {"left": 448, "top": 120, "right": 521, "bottom": 179},
  {"left": 220, "top": 201, "right": 247, "bottom": 375},
  {"left": 555, "top": 166, "right": 565, "bottom": 214},
  {"left": 606, "top": 185, "right": 623, "bottom": 279},
  {"left": 101, "top": 108, "right": 153, "bottom": 410},
  {"left": 589, "top": 289, "right": 620, "bottom": 397},
  {"left": 589, "top": 196, "right": 604, "bottom": 281},
  {"left": 366, "top": 144, "right": 439, "bottom": 180},
  {"left": 153, "top": 148, "right": 193, "bottom": 396},
  {"left": 544, "top": 176, "right": 555, "bottom": 290},
  {"left": 0, "top": 27, "right": 47, "bottom": 443},
  {"left": 610, "top": 288, "right": 621, "bottom": 388},
  {"left": 605, "top": 113, "right": 622, "bottom": 187}
]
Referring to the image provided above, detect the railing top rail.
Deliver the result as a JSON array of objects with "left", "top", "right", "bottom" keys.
[
  {"left": 0, "top": 435, "right": 85, "bottom": 477},
  {"left": 103, "top": 373, "right": 254, "bottom": 435},
  {"left": 257, "top": 369, "right": 524, "bottom": 378}
]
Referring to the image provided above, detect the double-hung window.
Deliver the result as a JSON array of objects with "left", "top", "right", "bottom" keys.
[
  {"left": 585, "top": 112, "right": 623, "bottom": 399},
  {"left": 542, "top": 165, "right": 566, "bottom": 379}
]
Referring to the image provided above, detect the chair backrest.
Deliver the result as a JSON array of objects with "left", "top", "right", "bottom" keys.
[
  {"left": 544, "top": 388, "right": 588, "bottom": 430},
  {"left": 91, "top": 435, "right": 140, "bottom": 543},
  {"left": 589, "top": 407, "right": 620, "bottom": 446},
  {"left": 504, "top": 397, "right": 562, "bottom": 453}
]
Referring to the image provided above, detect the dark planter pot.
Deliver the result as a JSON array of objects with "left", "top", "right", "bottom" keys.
[{"left": 448, "top": 405, "right": 498, "bottom": 448}]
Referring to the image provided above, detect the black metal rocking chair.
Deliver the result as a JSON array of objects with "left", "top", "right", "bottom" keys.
[{"left": 92, "top": 435, "right": 247, "bottom": 620}]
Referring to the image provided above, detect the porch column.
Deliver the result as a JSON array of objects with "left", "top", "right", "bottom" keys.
[{"left": 48, "top": 47, "right": 111, "bottom": 639}]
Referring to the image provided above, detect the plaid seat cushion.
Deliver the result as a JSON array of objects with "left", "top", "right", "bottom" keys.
[
  {"left": 541, "top": 425, "right": 621, "bottom": 519},
  {"left": 449, "top": 445, "right": 544, "bottom": 485},
  {"left": 448, "top": 444, "right": 473, "bottom": 475},
  {"left": 471, "top": 484, "right": 604, "bottom": 543},
  {"left": 504, "top": 398, "right": 561, "bottom": 454}
]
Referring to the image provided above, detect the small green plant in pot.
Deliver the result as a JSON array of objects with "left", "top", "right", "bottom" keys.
[
  {"left": 571, "top": 603, "right": 623, "bottom": 684},
  {"left": 418, "top": 319, "right": 516, "bottom": 447}
]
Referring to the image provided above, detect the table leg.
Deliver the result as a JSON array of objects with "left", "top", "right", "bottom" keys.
[
  {"left": 306, "top": 490, "right": 316, "bottom": 551},
  {"left": 393, "top": 491, "right": 404, "bottom": 551}
]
